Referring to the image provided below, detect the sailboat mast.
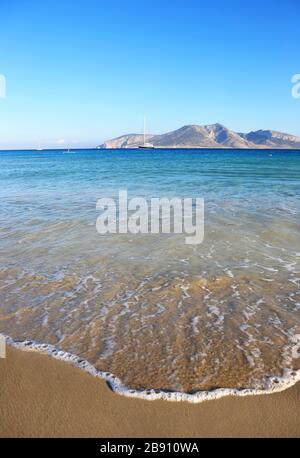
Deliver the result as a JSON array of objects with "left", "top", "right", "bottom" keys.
[{"left": 138, "top": 116, "right": 153, "bottom": 148}]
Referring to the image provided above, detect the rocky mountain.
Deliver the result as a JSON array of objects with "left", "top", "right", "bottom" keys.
[
  {"left": 239, "top": 129, "right": 300, "bottom": 149},
  {"left": 98, "top": 124, "right": 300, "bottom": 149}
]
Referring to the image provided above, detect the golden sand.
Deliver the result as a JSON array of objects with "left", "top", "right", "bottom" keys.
[{"left": 0, "top": 346, "right": 299, "bottom": 437}]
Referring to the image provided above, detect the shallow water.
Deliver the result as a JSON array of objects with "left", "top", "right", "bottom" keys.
[{"left": 0, "top": 149, "right": 299, "bottom": 394}]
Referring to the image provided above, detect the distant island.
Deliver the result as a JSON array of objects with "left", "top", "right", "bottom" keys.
[{"left": 98, "top": 123, "right": 300, "bottom": 149}]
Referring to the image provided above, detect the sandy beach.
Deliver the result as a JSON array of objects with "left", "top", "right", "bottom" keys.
[{"left": 0, "top": 345, "right": 299, "bottom": 438}]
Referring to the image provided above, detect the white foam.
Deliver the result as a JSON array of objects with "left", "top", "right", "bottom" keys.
[
  {"left": 2, "top": 333, "right": 300, "bottom": 403},
  {"left": 191, "top": 316, "right": 200, "bottom": 335}
]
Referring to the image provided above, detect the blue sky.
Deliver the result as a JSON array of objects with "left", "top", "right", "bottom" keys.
[{"left": 0, "top": 0, "right": 299, "bottom": 148}]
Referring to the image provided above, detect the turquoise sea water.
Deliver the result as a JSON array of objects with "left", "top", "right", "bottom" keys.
[{"left": 0, "top": 149, "right": 300, "bottom": 394}]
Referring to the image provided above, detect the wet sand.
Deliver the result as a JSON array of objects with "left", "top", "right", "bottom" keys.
[{"left": 0, "top": 346, "right": 299, "bottom": 437}]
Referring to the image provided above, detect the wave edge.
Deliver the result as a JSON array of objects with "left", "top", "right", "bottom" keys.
[{"left": 1, "top": 333, "right": 300, "bottom": 403}]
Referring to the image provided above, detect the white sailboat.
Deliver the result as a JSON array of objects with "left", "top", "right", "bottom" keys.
[{"left": 139, "top": 117, "right": 154, "bottom": 149}]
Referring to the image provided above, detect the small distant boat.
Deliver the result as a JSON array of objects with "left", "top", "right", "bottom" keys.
[
  {"left": 139, "top": 117, "right": 154, "bottom": 149},
  {"left": 139, "top": 142, "right": 154, "bottom": 149},
  {"left": 36, "top": 143, "right": 43, "bottom": 151}
]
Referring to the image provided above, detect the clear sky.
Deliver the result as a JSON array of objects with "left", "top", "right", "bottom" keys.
[{"left": 0, "top": 0, "right": 299, "bottom": 149}]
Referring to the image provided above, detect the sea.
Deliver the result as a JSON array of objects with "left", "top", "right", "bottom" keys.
[{"left": 0, "top": 148, "right": 299, "bottom": 401}]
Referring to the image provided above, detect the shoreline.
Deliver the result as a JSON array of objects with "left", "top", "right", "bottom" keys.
[
  {"left": 2, "top": 334, "right": 300, "bottom": 404},
  {"left": 1, "top": 345, "right": 300, "bottom": 437},
  {"left": 1, "top": 147, "right": 300, "bottom": 152}
]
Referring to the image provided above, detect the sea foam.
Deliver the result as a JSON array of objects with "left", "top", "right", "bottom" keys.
[{"left": 2, "top": 333, "right": 300, "bottom": 404}]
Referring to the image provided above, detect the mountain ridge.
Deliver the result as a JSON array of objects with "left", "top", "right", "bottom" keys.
[{"left": 99, "top": 124, "right": 300, "bottom": 149}]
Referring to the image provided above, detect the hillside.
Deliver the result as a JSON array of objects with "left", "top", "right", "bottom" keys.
[{"left": 99, "top": 124, "right": 300, "bottom": 149}]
